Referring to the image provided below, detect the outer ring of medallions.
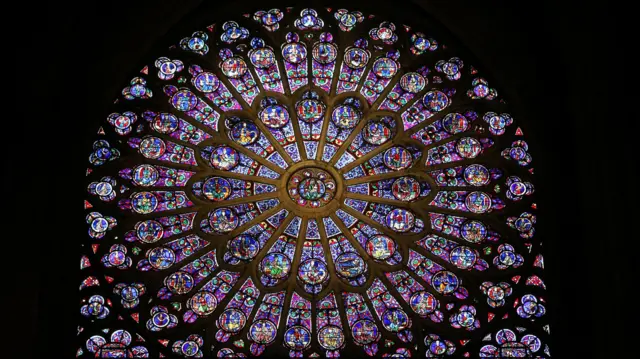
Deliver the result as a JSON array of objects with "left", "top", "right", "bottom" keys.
[{"left": 279, "top": 160, "right": 344, "bottom": 217}]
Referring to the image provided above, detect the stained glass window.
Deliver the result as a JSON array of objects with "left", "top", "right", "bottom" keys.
[{"left": 79, "top": 6, "right": 549, "bottom": 358}]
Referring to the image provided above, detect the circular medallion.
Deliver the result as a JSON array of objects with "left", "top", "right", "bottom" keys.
[
  {"left": 332, "top": 105, "right": 361, "bottom": 129},
  {"left": 113, "top": 114, "right": 131, "bottom": 130},
  {"left": 450, "top": 246, "right": 477, "bottom": 269},
  {"left": 261, "top": 12, "right": 281, "bottom": 26},
  {"left": 515, "top": 216, "right": 534, "bottom": 232},
  {"left": 351, "top": 319, "right": 379, "bottom": 345},
  {"left": 442, "top": 113, "right": 469, "bottom": 134},
  {"left": 318, "top": 325, "right": 344, "bottom": 350},
  {"left": 385, "top": 208, "right": 416, "bottom": 232},
  {"left": 111, "top": 329, "right": 132, "bottom": 345},
  {"left": 366, "top": 235, "right": 396, "bottom": 260},
  {"left": 260, "top": 253, "right": 292, "bottom": 280},
  {"left": 456, "top": 137, "right": 482, "bottom": 158},
  {"left": 496, "top": 329, "right": 518, "bottom": 344},
  {"left": 218, "top": 308, "right": 247, "bottom": 333},
  {"left": 296, "top": 99, "right": 325, "bottom": 122},
  {"left": 442, "top": 61, "right": 460, "bottom": 77},
  {"left": 456, "top": 309, "right": 475, "bottom": 327},
  {"left": 298, "top": 259, "right": 329, "bottom": 285},
  {"left": 189, "top": 291, "right": 217, "bottom": 316},
  {"left": 521, "top": 296, "right": 538, "bottom": 316},
  {"left": 383, "top": 147, "right": 413, "bottom": 170},
  {"left": 284, "top": 326, "right": 312, "bottom": 350},
  {"left": 132, "top": 164, "right": 159, "bottom": 186},
  {"left": 499, "top": 249, "right": 517, "bottom": 266},
  {"left": 487, "top": 113, "right": 508, "bottom": 130},
  {"left": 335, "top": 252, "right": 365, "bottom": 279},
  {"left": 413, "top": 36, "right": 430, "bottom": 52},
  {"left": 209, "top": 208, "right": 238, "bottom": 233},
  {"left": 203, "top": 177, "right": 232, "bottom": 202},
  {"left": 378, "top": 27, "right": 394, "bottom": 40},
  {"left": 130, "top": 84, "right": 147, "bottom": 97},
  {"left": 344, "top": 47, "right": 370, "bottom": 69},
  {"left": 430, "top": 340, "right": 447, "bottom": 355},
  {"left": 487, "top": 286, "right": 505, "bottom": 301},
  {"left": 510, "top": 147, "right": 527, "bottom": 160},
  {"left": 193, "top": 72, "right": 220, "bottom": 92},
  {"left": 381, "top": 308, "right": 410, "bottom": 332},
  {"left": 362, "top": 119, "right": 393, "bottom": 145},
  {"left": 108, "top": 250, "right": 126, "bottom": 266},
  {"left": 152, "top": 311, "right": 170, "bottom": 328},
  {"left": 139, "top": 137, "right": 166, "bottom": 159},
  {"left": 230, "top": 121, "right": 260, "bottom": 145},
  {"left": 282, "top": 43, "right": 307, "bottom": 64},
  {"left": 410, "top": 291, "right": 438, "bottom": 316},
  {"left": 221, "top": 57, "right": 247, "bottom": 78},
  {"left": 225, "top": 26, "right": 246, "bottom": 41},
  {"left": 188, "top": 37, "right": 205, "bottom": 50},
  {"left": 340, "top": 13, "right": 357, "bottom": 27},
  {"left": 152, "top": 113, "right": 178, "bottom": 134},
  {"left": 464, "top": 164, "right": 490, "bottom": 186},
  {"left": 509, "top": 181, "right": 528, "bottom": 196},
  {"left": 287, "top": 167, "right": 337, "bottom": 208},
  {"left": 227, "top": 234, "right": 260, "bottom": 261},
  {"left": 249, "top": 320, "right": 277, "bottom": 345},
  {"left": 91, "top": 217, "right": 109, "bottom": 233},
  {"left": 181, "top": 341, "right": 199, "bottom": 357},
  {"left": 298, "top": 178, "right": 326, "bottom": 200},
  {"left": 423, "top": 90, "right": 449, "bottom": 111},
  {"left": 400, "top": 72, "right": 426, "bottom": 93},
  {"left": 431, "top": 271, "right": 459, "bottom": 295},
  {"left": 259, "top": 105, "right": 290, "bottom": 129},
  {"left": 171, "top": 90, "right": 198, "bottom": 111},
  {"left": 121, "top": 286, "right": 139, "bottom": 301},
  {"left": 250, "top": 48, "right": 276, "bottom": 68},
  {"left": 373, "top": 58, "right": 398, "bottom": 78},
  {"left": 521, "top": 335, "right": 541, "bottom": 352},
  {"left": 392, "top": 177, "right": 421, "bottom": 201},
  {"left": 210, "top": 146, "right": 239, "bottom": 171},
  {"left": 312, "top": 43, "right": 338, "bottom": 64},
  {"left": 465, "top": 191, "right": 492, "bottom": 213},
  {"left": 474, "top": 83, "right": 490, "bottom": 97},
  {"left": 135, "top": 219, "right": 164, "bottom": 243},
  {"left": 95, "top": 182, "right": 113, "bottom": 196},
  {"left": 461, "top": 220, "right": 487, "bottom": 243},
  {"left": 148, "top": 247, "right": 176, "bottom": 270},
  {"left": 131, "top": 192, "right": 158, "bottom": 214},
  {"left": 165, "top": 271, "right": 195, "bottom": 295}
]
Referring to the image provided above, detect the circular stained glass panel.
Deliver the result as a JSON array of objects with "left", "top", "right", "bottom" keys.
[
  {"left": 351, "top": 319, "right": 379, "bottom": 345},
  {"left": 284, "top": 326, "right": 311, "bottom": 350},
  {"left": 318, "top": 325, "right": 345, "bottom": 350},
  {"left": 335, "top": 252, "right": 365, "bottom": 279},
  {"left": 260, "top": 253, "right": 292, "bottom": 280},
  {"left": 218, "top": 308, "right": 247, "bottom": 333},
  {"left": 210, "top": 146, "right": 239, "bottom": 171},
  {"left": 249, "top": 319, "right": 277, "bottom": 344},
  {"left": 344, "top": 47, "right": 369, "bottom": 69},
  {"left": 228, "top": 234, "right": 260, "bottom": 261},
  {"left": 366, "top": 235, "right": 396, "bottom": 260},
  {"left": 83, "top": 6, "right": 544, "bottom": 357}
]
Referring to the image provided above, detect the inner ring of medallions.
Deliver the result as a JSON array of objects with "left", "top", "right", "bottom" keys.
[{"left": 280, "top": 161, "right": 344, "bottom": 215}]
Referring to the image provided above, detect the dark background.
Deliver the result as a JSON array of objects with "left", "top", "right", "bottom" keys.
[{"left": 8, "top": 0, "right": 631, "bottom": 357}]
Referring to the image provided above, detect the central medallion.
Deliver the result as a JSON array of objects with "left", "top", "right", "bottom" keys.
[
  {"left": 298, "top": 178, "right": 326, "bottom": 201},
  {"left": 287, "top": 167, "right": 337, "bottom": 208}
]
